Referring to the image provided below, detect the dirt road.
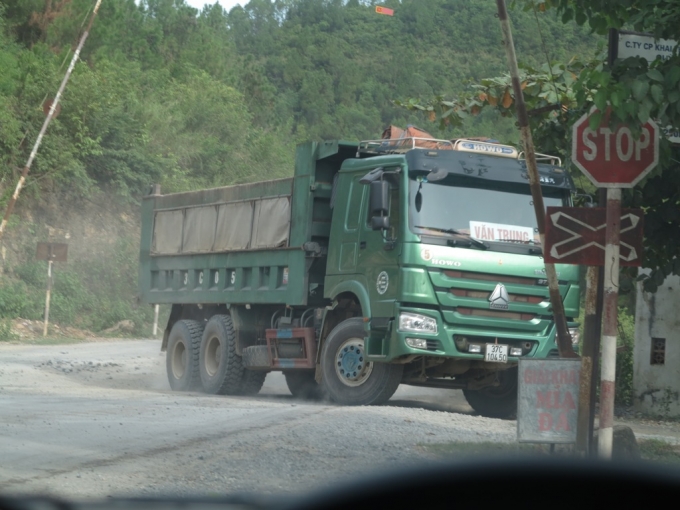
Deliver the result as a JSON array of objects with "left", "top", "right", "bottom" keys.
[
  {"left": 0, "top": 339, "right": 510, "bottom": 499},
  {"left": 0, "top": 339, "right": 676, "bottom": 500}
]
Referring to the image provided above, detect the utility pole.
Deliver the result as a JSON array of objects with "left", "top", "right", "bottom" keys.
[
  {"left": 0, "top": 0, "right": 103, "bottom": 241},
  {"left": 495, "top": 0, "right": 575, "bottom": 358}
]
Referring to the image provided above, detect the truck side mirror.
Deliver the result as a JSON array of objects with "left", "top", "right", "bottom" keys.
[
  {"left": 369, "top": 180, "right": 390, "bottom": 231},
  {"left": 370, "top": 180, "right": 389, "bottom": 214}
]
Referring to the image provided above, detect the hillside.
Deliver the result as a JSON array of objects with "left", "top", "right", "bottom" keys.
[{"left": 0, "top": 0, "right": 600, "bottom": 334}]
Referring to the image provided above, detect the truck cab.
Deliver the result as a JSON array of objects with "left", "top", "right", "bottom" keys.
[{"left": 320, "top": 138, "right": 579, "bottom": 416}]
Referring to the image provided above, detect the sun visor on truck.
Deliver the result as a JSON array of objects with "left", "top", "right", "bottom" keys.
[{"left": 406, "top": 150, "right": 573, "bottom": 190}]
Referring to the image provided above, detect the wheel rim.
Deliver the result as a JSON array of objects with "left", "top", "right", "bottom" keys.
[
  {"left": 171, "top": 341, "right": 186, "bottom": 379},
  {"left": 205, "top": 335, "right": 221, "bottom": 377},
  {"left": 335, "top": 337, "right": 373, "bottom": 387}
]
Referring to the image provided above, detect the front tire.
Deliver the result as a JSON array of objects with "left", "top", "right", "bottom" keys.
[
  {"left": 285, "top": 371, "right": 327, "bottom": 400},
  {"left": 166, "top": 320, "right": 203, "bottom": 391},
  {"left": 199, "top": 315, "right": 244, "bottom": 395},
  {"left": 320, "top": 318, "right": 402, "bottom": 405},
  {"left": 463, "top": 367, "right": 518, "bottom": 419}
]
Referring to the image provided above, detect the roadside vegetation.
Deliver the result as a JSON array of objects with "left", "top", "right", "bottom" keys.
[{"left": 0, "top": 0, "right": 597, "bottom": 335}]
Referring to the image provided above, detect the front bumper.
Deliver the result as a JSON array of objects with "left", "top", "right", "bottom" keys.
[{"left": 365, "top": 304, "right": 577, "bottom": 363}]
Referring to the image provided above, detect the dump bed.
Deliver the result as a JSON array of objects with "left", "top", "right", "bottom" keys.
[{"left": 138, "top": 141, "right": 358, "bottom": 307}]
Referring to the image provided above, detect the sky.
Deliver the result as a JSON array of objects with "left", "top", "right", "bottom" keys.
[{"left": 184, "top": 0, "right": 245, "bottom": 12}]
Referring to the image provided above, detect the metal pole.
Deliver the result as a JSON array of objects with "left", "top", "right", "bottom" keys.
[
  {"left": 576, "top": 266, "right": 599, "bottom": 456},
  {"left": 598, "top": 188, "right": 621, "bottom": 458},
  {"left": 43, "top": 260, "right": 53, "bottom": 337},
  {"left": 495, "top": 0, "right": 576, "bottom": 358},
  {"left": 153, "top": 304, "right": 160, "bottom": 337},
  {"left": 589, "top": 189, "right": 606, "bottom": 457},
  {"left": 0, "top": 0, "right": 103, "bottom": 241}
]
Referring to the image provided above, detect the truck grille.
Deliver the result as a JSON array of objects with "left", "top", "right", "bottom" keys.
[
  {"left": 456, "top": 307, "right": 536, "bottom": 321},
  {"left": 431, "top": 268, "right": 560, "bottom": 327},
  {"left": 443, "top": 270, "right": 539, "bottom": 285},
  {"left": 450, "top": 288, "right": 544, "bottom": 304}
]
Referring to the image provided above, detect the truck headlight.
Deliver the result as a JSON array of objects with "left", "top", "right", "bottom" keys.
[
  {"left": 568, "top": 327, "right": 580, "bottom": 345},
  {"left": 398, "top": 312, "right": 437, "bottom": 334}
]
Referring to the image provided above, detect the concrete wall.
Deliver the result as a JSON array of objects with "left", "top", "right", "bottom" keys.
[{"left": 634, "top": 273, "right": 680, "bottom": 417}]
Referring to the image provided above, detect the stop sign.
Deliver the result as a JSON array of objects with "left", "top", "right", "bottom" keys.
[{"left": 572, "top": 107, "right": 659, "bottom": 188}]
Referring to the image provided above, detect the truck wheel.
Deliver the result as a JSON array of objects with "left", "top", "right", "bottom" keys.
[
  {"left": 166, "top": 320, "right": 203, "bottom": 391},
  {"left": 238, "top": 370, "right": 267, "bottom": 396},
  {"left": 463, "top": 367, "right": 518, "bottom": 419},
  {"left": 284, "top": 371, "right": 327, "bottom": 400},
  {"left": 199, "top": 314, "right": 244, "bottom": 395},
  {"left": 242, "top": 345, "right": 271, "bottom": 368},
  {"left": 321, "top": 317, "right": 403, "bottom": 406}
]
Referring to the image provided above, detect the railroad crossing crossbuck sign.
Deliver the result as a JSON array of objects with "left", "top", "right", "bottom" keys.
[
  {"left": 572, "top": 107, "right": 659, "bottom": 188},
  {"left": 544, "top": 207, "right": 644, "bottom": 267}
]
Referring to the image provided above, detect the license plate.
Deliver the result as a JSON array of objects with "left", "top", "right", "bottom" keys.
[{"left": 485, "top": 343, "right": 508, "bottom": 363}]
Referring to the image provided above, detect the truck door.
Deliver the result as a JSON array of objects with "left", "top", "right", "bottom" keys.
[
  {"left": 358, "top": 174, "right": 401, "bottom": 319},
  {"left": 329, "top": 173, "right": 367, "bottom": 275}
]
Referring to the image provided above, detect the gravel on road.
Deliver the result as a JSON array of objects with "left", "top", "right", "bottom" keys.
[
  {"left": 2, "top": 339, "right": 678, "bottom": 501},
  {"left": 0, "top": 340, "right": 512, "bottom": 500}
]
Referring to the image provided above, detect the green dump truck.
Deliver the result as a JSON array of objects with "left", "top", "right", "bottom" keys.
[{"left": 139, "top": 136, "right": 580, "bottom": 417}]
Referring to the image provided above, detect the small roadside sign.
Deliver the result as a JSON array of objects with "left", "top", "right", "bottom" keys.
[
  {"left": 611, "top": 30, "right": 680, "bottom": 145},
  {"left": 615, "top": 30, "right": 677, "bottom": 63},
  {"left": 36, "top": 242, "right": 68, "bottom": 262},
  {"left": 518, "top": 358, "right": 581, "bottom": 444}
]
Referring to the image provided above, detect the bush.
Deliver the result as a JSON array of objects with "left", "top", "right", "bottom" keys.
[
  {"left": 2, "top": 236, "right": 156, "bottom": 336},
  {"left": 576, "top": 301, "right": 635, "bottom": 407},
  {"left": 51, "top": 268, "right": 94, "bottom": 326},
  {"left": 0, "top": 279, "right": 40, "bottom": 318},
  {"left": 0, "top": 318, "right": 19, "bottom": 341},
  {"left": 616, "top": 306, "right": 635, "bottom": 406}
]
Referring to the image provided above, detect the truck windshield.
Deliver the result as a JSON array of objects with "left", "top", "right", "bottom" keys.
[{"left": 409, "top": 176, "right": 565, "bottom": 245}]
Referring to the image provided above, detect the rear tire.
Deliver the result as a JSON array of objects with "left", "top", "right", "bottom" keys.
[
  {"left": 238, "top": 370, "right": 267, "bottom": 396},
  {"left": 199, "top": 315, "right": 244, "bottom": 395},
  {"left": 463, "top": 367, "right": 518, "bottom": 419},
  {"left": 166, "top": 320, "right": 203, "bottom": 391},
  {"left": 320, "top": 317, "right": 403, "bottom": 405},
  {"left": 285, "top": 371, "right": 327, "bottom": 400}
]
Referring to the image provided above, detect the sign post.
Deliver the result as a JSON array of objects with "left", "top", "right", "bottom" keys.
[
  {"left": 153, "top": 304, "right": 160, "bottom": 337},
  {"left": 570, "top": 108, "right": 659, "bottom": 458},
  {"left": 495, "top": 0, "right": 575, "bottom": 358},
  {"left": 36, "top": 242, "right": 68, "bottom": 337},
  {"left": 544, "top": 206, "right": 644, "bottom": 456}
]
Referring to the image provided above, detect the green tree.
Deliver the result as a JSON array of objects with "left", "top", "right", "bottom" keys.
[{"left": 401, "top": 1, "right": 680, "bottom": 292}]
